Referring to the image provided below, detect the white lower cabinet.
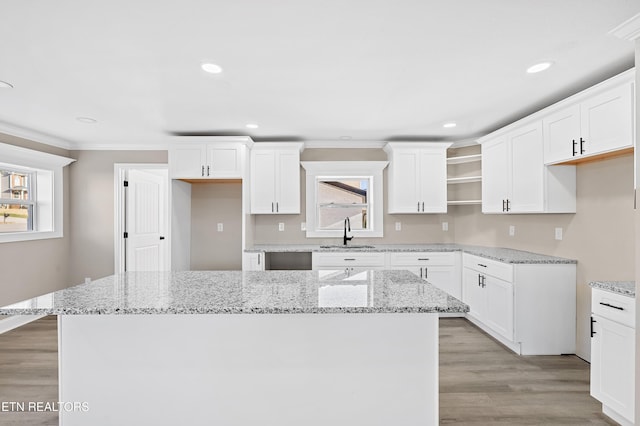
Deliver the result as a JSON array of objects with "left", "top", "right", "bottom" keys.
[
  {"left": 462, "top": 253, "right": 576, "bottom": 355},
  {"left": 312, "top": 252, "right": 386, "bottom": 274},
  {"left": 590, "top": 288, "right": 635, "bottom": 426},
  {"left": 388, "top": 252, "right": 460, "bottom": 300},
  {"left": 243, "top": 252, "right": 265, "bottom": 271}
]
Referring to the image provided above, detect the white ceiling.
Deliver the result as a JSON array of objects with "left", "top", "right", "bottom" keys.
[{"left": 0, "top": 0, "right": 638, "bottom": 149}]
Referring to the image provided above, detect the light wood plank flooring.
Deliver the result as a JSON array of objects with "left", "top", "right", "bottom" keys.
[
  {"left": 0, "top": 316, "right": 617, "bottom": 425},
  {"left": 440, "top": 318, "right": 616, "bottom": 425}
]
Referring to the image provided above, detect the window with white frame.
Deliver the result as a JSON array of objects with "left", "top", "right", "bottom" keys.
[
  {"left": 301, "top": 161, "right": 388, "bottom": 238},
  {"left": 0, "top": 143, "right": 74, "bottom": 243}
]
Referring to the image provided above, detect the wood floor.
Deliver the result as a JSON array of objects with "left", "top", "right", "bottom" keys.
[
  {"left": 440, "top": 318, "right": 616, "bottom": 425},
  {"left": 0, "top": 316, "right": 617, "bottom": 426}
]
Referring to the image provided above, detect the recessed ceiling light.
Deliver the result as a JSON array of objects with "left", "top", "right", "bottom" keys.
[
  {"left": 201, "top": 63, "right": 223, "bottom": 74},
  {"left": 246, "top": 123, "right": 259, "bottom": 129},
  {"left": 76, "top": 117, "right": 97, "bottom": 124},
  {"left": 526, "top": 62, "right": 553, "bottom": 74},
  {"left": 443, "top": 122, "right": 457, "bottom": 128},
  {"left": 0, "top": 80, "right": 14, "bottom": 89}
]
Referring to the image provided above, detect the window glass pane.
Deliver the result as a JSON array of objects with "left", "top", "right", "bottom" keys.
[
  {"left": 317, "top": 178, "right": 369, "bottom": 230},
  {"left": 0, "top": 204, "right": 33, "bottom": 233}
]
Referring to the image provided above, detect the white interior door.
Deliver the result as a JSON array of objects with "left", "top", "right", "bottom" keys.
[{"left": 126, "top": 169, "right": 169, "bottom": 271}]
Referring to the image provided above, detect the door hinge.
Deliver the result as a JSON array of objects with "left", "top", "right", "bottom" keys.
[
  {"left": 124, "top": 232, "right": 128, "bottom": 238},
  {"left": 123, "top": 180, "right": 129, "bottom": 187}
]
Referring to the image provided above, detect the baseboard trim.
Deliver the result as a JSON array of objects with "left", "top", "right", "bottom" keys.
[{"left": 0, "top": 315, "right": 46, "bottom": 334}]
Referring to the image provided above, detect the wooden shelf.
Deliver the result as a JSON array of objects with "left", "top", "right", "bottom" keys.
[
  {"left": 446, "top": 154, "right": 482, "bottom": 165},
  {"left": 447, "top": 176, "right": 482, "bottom": 184},
  {"left": 447, "top": 200, "right": 482, "bottom": 205}
]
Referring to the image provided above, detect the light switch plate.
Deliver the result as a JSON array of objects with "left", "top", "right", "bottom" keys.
[
  {"left": 301, "top": 222, "right": 306, "bottom": 231},
  {"left": 395, "top": 222, "right": 401, "bottom": 231},
  {"left": 278, "top": 223, "right": 285, "bottom": 231},
  {"left": 442, "top": 222, "right": 448, "bottom": 231},
  {"left": 217, "top": 223, "right": 223, "bottom": 232},
  {"left": 509, "top": 225, "right": 515, "bottom": 237}
]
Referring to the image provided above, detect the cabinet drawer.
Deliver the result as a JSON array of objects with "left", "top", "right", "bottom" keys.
[
  {"left": 389, "top": 252, "right": 455, "bottom": 266},
  {"left": 462, "top": 253, "right": 513, "bottom": 282},
  {"left": 312, "top": 252, "right": 386, "bottom": 268},
  {"left": 592, "top": 288, "right": 635, "bottom": 328}
]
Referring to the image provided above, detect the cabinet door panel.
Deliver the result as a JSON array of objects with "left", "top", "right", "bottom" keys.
[
  {"left": 484, "top": 276, "right": 513, "bottom": 341},
  {"left": 169, "top": 144, "right": 206, "bottom": 178},
  {"left": 275, "top": 151, "right": 301, "bottom": 214},
  {"left": 251, "top": 150, "right": 277, "bottom": 213},
  {"left": 462, "top": 268, "right": 485, "bottom": 320},
  {"left": 207, "top": 146, "right": 240, "bottom": 177},
  {"left": 542, "top": 104, "right": 580, "bottom": 164},
  {"left": 481, "top": 137, "right": 509, "bottom": 213},
  {"left": 390, "top": 150, "right": 420, "bottom": 213},
  {"left": 580, "top": 83, "right": 634, "bottom": 156},
  {"left": 419, "top": 149, "right": 447, "bottom": 213},
  {"left": 424, "top": 266, "right": 459, "bottom": 299},
  {"left": 510, "top": 122, "right": 544, "bottom": 213},
  {"left": 590, "top": 315, "right": 635, "bottom": 421}
]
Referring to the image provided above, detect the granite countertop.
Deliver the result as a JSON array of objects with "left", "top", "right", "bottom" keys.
[
  {"left": 246, "top": 244, "right": 576, "bottom": 264},
  {"left": 589, "top": 281, "right": 636, "bottom": 298},
  {"left": 0, "top": 270, "right": 469, "bottom": 315}
]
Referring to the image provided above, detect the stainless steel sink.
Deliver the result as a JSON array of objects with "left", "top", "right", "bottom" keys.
[{"left": 320, "top": 245, "right": 375, "bottom": 249}]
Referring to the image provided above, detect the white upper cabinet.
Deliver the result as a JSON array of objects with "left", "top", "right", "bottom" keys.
[
  {"left": 481, "top": 122, "right": 575, "bottom": 214},
  {"left": 384, "top": 142, "right": 452, "bottom": 214},
  {"left": 543, "top": 70, "right": 635, "bottom": 165},
  {"left": 169, "top": 138, "right": 248, "bottom": 179},
  {"left": 250, "top": 143, "right": 304, "bottom": 214}
]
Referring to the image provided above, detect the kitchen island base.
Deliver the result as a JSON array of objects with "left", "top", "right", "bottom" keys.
[{"left": 58, "top": 313, "right": 439, "bottom": 426}]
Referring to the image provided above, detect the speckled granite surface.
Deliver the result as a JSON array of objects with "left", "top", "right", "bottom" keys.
[
  {"left": 589, "top": 281, "right": 635, "bottom": 298},
  {"left": 0, "top": 270, "right": 469, "bottom": 315},
  {"left": 246, "top": 244, "right": 576, "bottom": 264}
]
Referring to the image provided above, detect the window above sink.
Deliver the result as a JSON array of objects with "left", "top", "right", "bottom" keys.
[{"left": 301, "top": 161, "right": 388, "bottom": 238}]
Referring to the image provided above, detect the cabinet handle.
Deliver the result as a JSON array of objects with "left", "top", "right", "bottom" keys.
[
  {"left": 572, "top": 139, "right": 577, "bottom": 156},
  {"left": 420, "top": 267, "right": 423, "bottom": 278},
  {"left": 271, "top": 202, "right": 274, "bottom": 213},
  {"left": 343, "top": 258, "right": 356, "bottom": 261},
  {"left": 417, "top": 202, "right": 420, "bottom": 212},
  {"left": 207, "top": 165, "right": 210, "bottom": 176},
  {"left": 201, "top": 165, "right": 205, "bottom": 177},
  {"left": 599, "top": 302, "right": 624, "bottom": 311},
  {"left": 478, "top": 273, "right": 481, "bottom": 287},
  {"left": 418, "top": 258, "right": 430, "bottom": 261},
  {"left": 506, "top": 199, "right": 510, "bottom": 212},
  {"left": 590, "top": 316, "right": 597, "bottom": 337},
  {"left": 477, "top": 263, "right": 487, "bottom": 268},
  {"left": 482, "top": 275, "right": 486, "bottom": 288},
  {"left": 425, "top": 267, "right": 428, "bottom": 279},
  {"left": 422, "top": 202, "right": 424, "bottom": 212},
  {"left": 580, "top": 137, "right": 585, "bottom": 154},
  {"left": 502, "top": 200, "right": 506, "bottom": 212},
  {"left": 276, "top": 202, "right": 279, "bottom": 212}
]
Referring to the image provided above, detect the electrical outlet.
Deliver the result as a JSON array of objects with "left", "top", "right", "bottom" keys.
[
  {"left": 217, "top": 223, "right": 223, "bottom": 232},
  {"left": 278, "top": 223, "right": 285, "bottom": 231},
  {"left": 442, "top": 222, "right": 448, "bottom": 231},
  {"left": 509, "top": 225, "right": 515, "bottom": 237},
  {"left": 395, "top": 222, "right": 401, "bottom": 231},
  {"left": 555, "top": 227, "right": 563, "bottom": 240},
  {"left": 84, "top": 277, "right": 91, "bottom": 285},
  {"left": 301, "top": 222, "right": 306, "bottom": 231}
]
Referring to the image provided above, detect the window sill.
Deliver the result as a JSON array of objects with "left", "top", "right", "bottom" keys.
[{"left": 0, "top": 230, "right": 63, "bottom": 244}]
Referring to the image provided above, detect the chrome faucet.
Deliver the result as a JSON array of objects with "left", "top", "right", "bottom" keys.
[{"left": 343, "top": 217, "right": 353, "bottom": 246}]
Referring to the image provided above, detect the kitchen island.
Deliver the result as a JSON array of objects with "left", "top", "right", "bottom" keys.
[{"left": 0, "top": 270, "right": 468, "bottom": 426}]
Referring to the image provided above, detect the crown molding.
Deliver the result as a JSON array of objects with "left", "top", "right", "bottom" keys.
[
  {"left": 69, "top": 143, "right": 170, "bottom": 151},
  {"left": 303, "top": 140, "right": 387, "bottom": 149},
  {"left": 609, "top": 13, "right": 640, "bottom": 41},
  {"left": 0, "top": 120, "right": 76, "bottom": 150}
]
